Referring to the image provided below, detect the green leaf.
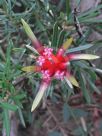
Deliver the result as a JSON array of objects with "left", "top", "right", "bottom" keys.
[
  {"left": 18, "top": 108, "right": 26, "bottom": 127},
  {"left": 46, "top": 83, "right": 54, "bottom": 98},
  {"left": 87, "top": 78, "right": 101, "bottom": 95},
  {"left": 31, "top": 82, "right": 48, "bottom": 112},
  {"left": 79, "top": 4, "right": 102, "bottom": 19},
  {"left": 76, "top": 29, "right": 91, "bottom": 45},
  {"left": 14, "top": 93, "right": 26, "bottom": 100},
  {"left": 78, "top": 71, "right": 91, "bottom": 104},
  {"left": 64, "top": 77, "right": 73, "bottom": 89},
  {"left": 0, "top": 102, "right": 18, "bottom": 111},
  {"left": 66, "top": 0, "right": 70, "bottom": 20},
  {"left": 3, "top": 109, "right": 10, "bottom": 136},
  {"left": 61, "top": 80, "right": 73, "bottom": 100},
  {"left": 21, "top": 18, "right": 37, "bottom": 41},
  {"left": 57, "top": 30, "right": 66, "bottom": 48},
  {"left": 25, "top": 44, "right": 39, "bottom": 54},
  {"left": 86, "top": 69, "right": 97, "bottom": 82},
  {"left": 4, "top": 40, "right": 13, "bottom": 80},
  {"left": 44, "top": 0, "right": 49, "bottom": 11},
  {"left": 12, "top": 48, "right": 26, "bottom": 52},
  {"left": 62, "top": 37, "right": 73, "bottom": 50},
  {"left": 0, "top": 63, "right": 5, "bottom": 71},
  {"left": 66, "top": 73, "right": 79, "bottom": 87},
  {"left": 62, "top": 103, "right": 70, "bottom": 123},
  {"left": 73, "top": 61, "right": 89, "bottom": 69},
  {"left": 72, "top": 54, "right": 99, "bottom": 60},
  {"left": 93, "top": 68, "right": 102, "bottom": 74},
  {"left": 67, "top": 44, "right": 93, "bottom": 53},
  {"left": 80, "top": 19, "right": 102, "bottom": 24},
  {"left": 22, "top": 66, "right": 39, "bottom": 72},
  {"left": 51, "top": 22, "right": 59, "bottom": 49}
]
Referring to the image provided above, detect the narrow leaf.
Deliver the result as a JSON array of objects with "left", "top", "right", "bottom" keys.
[
  {"left": 31, "top": 82, "right": 48, "bottom": 112},
  {"left": 79, "top": 4, "right": 102, "bottom": 19},
  {"left": 3, "top": 109, "right": 10, "bottom": 136},
  {"left": 87, "top": 78, "right": 101, "bottom": 95},
  {"left": 57, "top": 30, "right": 66, "bottom": 48},
  {"left": 70, "top": 54, "right": 99, "bottom": 60},
  {"left": 21, "top": 19, "right": 42, "bottom": 51},
  {"left": 18, "top": 108, "right": 26, "bottom": 127},
  {"left": 62, "top": 103, "right": 70, "bottom": 123},
  {"left": 5, "top": 40, "right": 12, "bottom": 80},
  {"left": 26, "top": 44, "right": 39, "bottom": 54},
  {"left": 0, "top": 102, "right": 18, "bottom": 111},
  {"left": 66, "top": 0, "right": 70, "bottom": 20},
  {"left": 62, "top": 37, "right": 73, "bottom": 50},
  {"left": 66, "top": 73, "right": 79, "bottom": 87},
  {"left": 21, "top": 19, "right": 37, "bottom": 42},
  {"left": 51, "top": 22, "right": 59, "bottom": 48},
  {"left": 78, "top": 71, "right": 91, "bottom": 104},
  {"left": 67, "top": 44, "right": 93, "bottom": 53},
  {"left": 22, "top": 66, "right": 40, "bottom": 72},
  {"left": 64, "top": 77, "right": 73, "bottom": 89}
]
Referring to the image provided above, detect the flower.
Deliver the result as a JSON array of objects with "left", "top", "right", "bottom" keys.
[{"left": 21, "top": 19, "right": 99, "bottom": 112}]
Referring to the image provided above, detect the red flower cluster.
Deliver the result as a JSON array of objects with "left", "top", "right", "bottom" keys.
[
  {"left": 37, "top": 47, "right": 68, "bottom": 82},
  {"left": 21, "top": 19, "right": 99, "bottom": 112}
]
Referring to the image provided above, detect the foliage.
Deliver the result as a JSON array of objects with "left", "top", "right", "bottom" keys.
[{"left": 0, "top": 0, "right": 102, "bottom": 136}]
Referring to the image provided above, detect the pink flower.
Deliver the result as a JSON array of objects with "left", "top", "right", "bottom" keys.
[
  {"left": 37, "top": 56, "right": 45, "bottom": 66},
  {"left": 21, "top": 19, "right": 99, "bottom": 112}
]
